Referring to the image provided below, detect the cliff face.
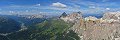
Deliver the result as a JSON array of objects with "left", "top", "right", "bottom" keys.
[
  {"left": 60, "top": 12, "right": 120, "bottom": 40},
  {"left": 72, "top": 19, "right": 120, "bottom": 40}
]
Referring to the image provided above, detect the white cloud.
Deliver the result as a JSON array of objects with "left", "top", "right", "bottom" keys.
[
  {"left": 89, "top": 6, "right": 96, "bottom": 8},
  {"left": 36, "top": 4, "right": 40, "bottom": 6},
  {"left": 106, "top": 8, "right": 110, "bottom": 10},
  {"left": 9, "top": 11, "right": 14, "bottom": 13},
  {"left": 52, "top": 2, "right": 67, "bottom": 8},
  {"left": 33, "top": 4, "right": 41, "bottom": 7}
]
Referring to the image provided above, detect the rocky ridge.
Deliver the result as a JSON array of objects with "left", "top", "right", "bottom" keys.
[
  {"left": 60, "top": 12, "right": 120, "bottom": 40},
  {"left": 60, "top": 12, "right": 83, "bottom": 23}
]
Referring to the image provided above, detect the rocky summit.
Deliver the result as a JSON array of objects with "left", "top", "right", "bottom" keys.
[
  {"left": 60, "top": 12, "right": 83, "bottom": 24},
  {"left": 60, "top": 12, "right": 120, "bottom": 40}
]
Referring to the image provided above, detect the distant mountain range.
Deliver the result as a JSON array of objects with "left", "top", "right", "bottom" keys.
[{"left": 0, "top": 14, "right": 47, "bottom": 26}]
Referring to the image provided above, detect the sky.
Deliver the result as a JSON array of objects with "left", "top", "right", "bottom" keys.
[{"left": 0, "top": 0, "right": 120, "bottom": 15}]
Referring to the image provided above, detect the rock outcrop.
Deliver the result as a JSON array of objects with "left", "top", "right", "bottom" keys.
[{"left": 102, "top": 12, "right": 120, "bottom": 20}]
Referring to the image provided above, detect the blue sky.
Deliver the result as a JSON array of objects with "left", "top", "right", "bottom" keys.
[{"left": 0, "top": 0, "right": 120, "bottom": 15}]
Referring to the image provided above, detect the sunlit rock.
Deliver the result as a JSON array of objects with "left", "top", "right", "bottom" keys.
[{"left": 84, "top": 16, "right": 98, "bottom": 21}]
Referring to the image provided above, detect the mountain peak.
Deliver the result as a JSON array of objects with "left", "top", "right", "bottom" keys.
[
  {"left": 59, "top": 12, "right": 67, "bottom": 18},
  {"left": 77, "top": 11, "right": 82, "bottom": 14}
]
